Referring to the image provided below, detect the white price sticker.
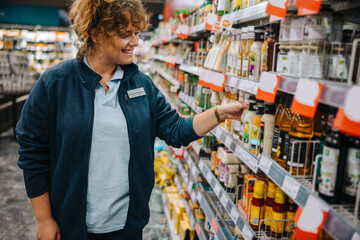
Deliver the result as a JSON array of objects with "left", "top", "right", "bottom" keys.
[
  {"left": 214, "top": 127, "right": 221, "bottom": 137},
  {"left": 220, "top": 193, "right": 228, "bottom": 207},
  {"left": 198, "top": 160, "right": 205, "bottom": 170},
  {"left": 225, "top": 136, "right": 232, "bottom": 147},
  {"left": 206, "top": 171, "right": 212, "bottom": 181},
  {"left": 230, "top": 207, "right": 239, "bottom": 223},
  {"left": 242, "top": 225, "right": 253, "bottom": 240},
  {"left": 259, "top": 155, "right": 272, "bottom": 174},
  {"left": 282, "top": 175, "right": 301, "bottom": 200},
  {"left": 214, "top": 184, "right": 221, "bottom": 196}
]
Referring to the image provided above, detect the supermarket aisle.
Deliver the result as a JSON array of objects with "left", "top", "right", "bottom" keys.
[{"left": 0, "top": 129, "right": 36, "bottom": 240}]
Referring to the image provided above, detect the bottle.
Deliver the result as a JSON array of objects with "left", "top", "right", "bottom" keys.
[
  {"left": 220, "top": 87, "right": 231, "bottom": 129},
  {"left": 343, "top": 137, "right": 360, "bottom": 203},
  {"left": 261, "top": 103, "right": 276, "bottom": 156},
  {"left": 243, "top": 95, "right": 257, "bottom": 150},
  {"left": 287, "top": 114, "right": 314, "bottom": 176},
  {"left": 263, "top": 182, "right": 276, "bottom": 231},
  {"left": 231, "top": 29, "right": 242, "bottom": 76},
  {"left": 215, "top": 144, "right": 225, "bottom": 178},
  {"left": 217, "top": 0, "right": 226, "bottom": 15},
  {"left": 215, "top": 31, "right": 231, "bottom": 72},
  {"left": 251, "top": 105, "right": 265, "bottom": 156},
  {"left": 234, "top": 0, "right": 242, "bottom": 11},
  {"left": 239, "top": 93, "right": 251, "bottom": 143},
  {"left": 284, "top": 198, "right": 297, "bottom": 238},
  {"left": 277, "top": 95, "right": 294, "bottom": 168},
  {"left": 267, "top": 23, "right": 280, "bottom": 72},
  {"left": 227, "top": 30, "right": 237, "bottom": 74},
  {"left": 249, "top": 180, "right": 265, "bottom": 231},
  {"left": 319, "top": 127, "right": 345, "bottom": 204},
  {"left": 328, "top": 47, "right": 348, "bottom": 82},
  {"left": 226, "top": 88, "right": 239, "bottom": 133},
  {"left": 308, "top": 45, "right": 324, "bottom": 79},
  {"left": 204, "top": 33, "right": 221, "bottom": 69},
  {"left": 288, "top": 45, "right": 300, "bottom": 77},
  {"left": 311, "top": 105, "right": 327, "bottom": 166},
  {"left": 260, "top": 24, "right": 270, "bottom": 76},
  {"left": 233, "top": 91, "right": 245, "bottom": 140},
  {"left": 242, "top": 26, "right": 254, "bottom": 78},
  {"left": 298, "top": 45, "right": 310, "bottom": 78},
  {"left": 236, "top": 27, "right": 247, "bottom": 77},
  {"left": 209, "top": 32, "right": 225, "bottom": 70},
  {"left": 271, "top": 187, "right": 286, "bottom": 238},
  {"left": 210, "top": 139, "right": 220, "bottom": 173},
  {"left": 276, "top": 45, "right": 290, "bottom": 75},
  {"left": 272, "top": 94, "right": 285, "bottom": 161},
  {"left": 249, "top": 26, "right": 265, "bottom": 81}
]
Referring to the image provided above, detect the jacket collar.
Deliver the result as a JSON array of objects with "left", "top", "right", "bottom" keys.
[{"left": 74, "top": 58, "right": 139, "bottom": 90}]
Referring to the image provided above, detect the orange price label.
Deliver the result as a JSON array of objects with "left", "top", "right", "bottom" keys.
[
  {"left": 171, "top": 147, "right": 184, "bottom": 158},
  {"left": 290, "top": 79, "right": 323, "bottom": 118},
  {"left": 295, "top": 0, "right": 322, "bottom": 14},
  {"left": 333, "top": 86, "right": 360, "bottom": 138},
  {"left": 210, "top": 218, "right": 219, "bottom": 234},
  {"left": 205, "top": 13, "right": 218, "bottom": 31},
  {"left": 210, "top": 72, "right": 227, "bottom": 92},
  {"left": 256, "top": 72, "right": 281, "bottom": 103},
  {"left": 176, "top": 25, "right": 190, "bottom": 39},
  {"left": 266, "top": 0, "right": 290, "bottom": 19},
  {"left": 198, "top": 70, "right": 212, "bottom": 88},
  {"left": 297, "top": 7, "right": 319, "bottom": 16},
  {"left": 214, "top": 22, "right": 221, "bottom": 31},
  {"left": 195, "top": 223, "right": 201, "bottom": 236}
]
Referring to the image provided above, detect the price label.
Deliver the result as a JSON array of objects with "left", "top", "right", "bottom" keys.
[
  {"left": 210, "top": 218, "right": 219, "bottom": 234},
  {"left": 242, "top": 225, "right": 253, "bottom": 240},
  {"left": 214, "top": 184, "right": 221, "bottom": 196},
  {"left": 186, "top": 204, "right": 191, "bottom": 215},
  {"left": 230, "top": 206, "right": 239, "bottom": 223},
  {"left": 197, "top": 191, "right": 202, "bottom": 201},
  {"left": 196, "top": 223, "right": 201, "bottom": 236},
  {"left": 214, "top": 127, "right": 221, "bottom": 136},
  {"left": 191, "top": 192, "right": 197, "bottom": 203},
  {"left": 259, "top": 155, "right": 272, "bottom": 174},
  {"left": 220, "top": 193, "right": 228, "bottom": 207},
  {"left": 225, "top": 136, "right": 232, "bottom": 147},
  {"left": 206, "top": 171, "right": 212, "bottom": 181},
  {"left": 256, "top": 72, "right": 280, "bottom": 102},
  {"left": 176, "top": 24, "right": 190, "bottom": 39},
  {"left": 295, "top": 0, "right": 322, "bottom": 14},
  {"left": 282, "top": 175, "right": 301, "bottom": 200},
  {"left": 205, "top": 13, "right": 219, "bottom": 31},
  {"left": 187, "top": 182, "right": 193, "bottom": 191},
  {"left": 266, "top": 0, "right": 289, "bottom": 18},
  {"left": 184, "top": 150, "right": 189, "bottom": 160},
  {"left": 209, "top": 72, "right": 227, "bottom": 92},
  {"left": 228, "top": 77, "right": 237, "bottom": 88},
  {"left": 235, "top": 145, "right": 244, "bottom": 158}
]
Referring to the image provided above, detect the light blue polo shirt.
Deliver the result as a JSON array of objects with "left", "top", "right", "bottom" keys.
[{"left": 84, "top": 56, "right": 131, "bottom": 233}]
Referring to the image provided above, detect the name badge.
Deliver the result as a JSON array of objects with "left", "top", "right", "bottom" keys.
[{"left": 127, "top": 87, "right": 146, "bottom": 99}]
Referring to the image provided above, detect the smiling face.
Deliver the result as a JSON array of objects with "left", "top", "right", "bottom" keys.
[{"left": 91, "top": 22, "right": 140, "bottom": 65}]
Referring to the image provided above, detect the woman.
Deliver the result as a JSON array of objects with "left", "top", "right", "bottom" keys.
[{"left": 16, "top": 0, "right": 247, "bottom": 239}]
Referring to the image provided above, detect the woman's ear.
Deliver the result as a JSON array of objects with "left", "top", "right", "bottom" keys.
[{"left": 90, "top": 29, "right": 98, "bottom": 44}]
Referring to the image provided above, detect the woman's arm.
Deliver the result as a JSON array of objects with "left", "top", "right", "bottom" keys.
[{"left": 192, "top": 102, "right": 247, "bottom": 137}]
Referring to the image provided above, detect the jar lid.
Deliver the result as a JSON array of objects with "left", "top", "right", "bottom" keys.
[
  {"left": 253, "top": 180, "right": 265, "bottom": 199},
  {"left": 274, "top": 188, "right": 286, "bottom": 204}
]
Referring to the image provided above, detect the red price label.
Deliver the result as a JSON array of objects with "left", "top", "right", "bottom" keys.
[{"left": 266, "top": 0, "right": 290, "bottom": 19}]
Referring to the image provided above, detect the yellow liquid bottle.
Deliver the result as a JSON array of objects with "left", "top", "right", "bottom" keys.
[
  {"left": 215, "top": 32, "right": 231, "bottom": 72},
  {"left": 271, "top": 93, "right": 286, "bottom": 160},
  {"left": 242, "top": 26, "right": 254, "bottom": 78},
  {"left": 277, "top": 95, "right": 294, "bottom": 168},
  {"left": 286, "top": 114, "right": 314, "bottom": 175},
  {"left": 250, "top": 105, "right": 265, "bottom": 156},
  {"left": 236, "top": 27, "right": 247, "bottom": 77}
]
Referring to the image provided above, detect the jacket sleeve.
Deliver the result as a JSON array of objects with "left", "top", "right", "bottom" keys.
[
  {"left": 155, "top": 86, "right": 201, "bottom": 148},
  {"left": 16, "top": 78, "right": 51, "bottom": 198}
]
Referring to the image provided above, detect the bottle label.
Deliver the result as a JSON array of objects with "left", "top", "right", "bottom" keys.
[
  {"left": 251, "top": 124, "right": 261, "bottom": 153},
  {"left": 277, "top": 130, "right": 290, "bottom": 160},
  {"left": 221, "top": 52, "right": 228, "bottom": 71},
  {"left": 225, "top": 166, "right": 230, "bottom": 185},
  {"left": 272, "top": 125, "right": 280, "bottom": 154},
  {"left": 344, "top": 148, "right": 360, "bottom": 197},
  {"left": 233, "top": 120, "right": 241, "bottom": 135},
  {"left": 242, "top": 57, "right": 249, "bottom": 77},
  {"left": 260, "top": 122, "right": 264, "bottom": 154},
  {"left": 249, "top": 51, "right": 257, "bottom": 78},
  {"left": 244, "top": 121, "right": 250, "bottom": 144},
  {"left": 281, "top": 56, "right": 289, "bottom": 74},
  {"left": 227, "top": 54, "right": 233, "bottom": 73},
  {"left": 264, "top": 205, "right": 273, "bottom": 227},
  {"left": 319, "top": 146, "right": 340, "bottom": 197},
  {"left": 271, "top": 212, "right": 285, "bottom": 233},
  {"left": 215, "top": 157, "right": 221, "bottom": 176},
  {"left": 261, "top": 50, "right": 268, "bottom": 72},
  {"left": 250, "top": 204, "right": 263, "bottom": 226},
  {"left": 239, "top": 120, "right": 245, "bottom": 141},
  {"left": 287, "top": 136, "right": 309, "bottom": 168},
  {"left": 284, "top": 211, "right": 296, "bottom": 233},
  {"left": 220, "top": 162, "right": 226, "bottom": 182},
  {"left": 237, "top": 57, "right": 242, "bottom": 76}
]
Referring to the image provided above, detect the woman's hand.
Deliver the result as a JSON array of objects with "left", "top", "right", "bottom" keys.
[
  {"left": 218, "top": 101, "right": 249, "bottom": 121},
  {"left": 36, "top": 218, "right": 61, "bottom": 240}
]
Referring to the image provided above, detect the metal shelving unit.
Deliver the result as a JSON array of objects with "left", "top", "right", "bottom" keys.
[
  {"left": 230, "top": 2, "right": 269, "bottom": 25},
  {"left": 161, "top": 193, "right": 180, "bottom": 240},
  {"left": 178, "top": 92, "right": 204, "bottom": 114}
]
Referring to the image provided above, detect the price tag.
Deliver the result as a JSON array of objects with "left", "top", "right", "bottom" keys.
[
  {"left": 214, "top": 184, "right": 221, "bottom": 196},
  {"left": 295, "top": 0, "right": 322, "bottom": 14},
  {"left": 282, "top": 175, "right": 300, "bottom": 200},
  {"left": 256, "top": 72, "right": 281, "bottom": 103},
  {"left": 214, "top": 127, "right": 221, "bottom": 137},
  {"left": 225, "top": 136, "right": 232, "bottom": 147},
  {"left": 230, "top": 207, "right": 239, "bottom": 223},
  {"left": 291, "top": 78, "right": 324, "bottom": 118},
  {"left": 205, "top": 13, "right": 219, "bottom": 31},
  {"left": 206, "top": 171, "right": 212, "bottom": 181},
  {"left": 248, "top": 156, "right": 259, "bottom": 173},
  {"left": 198, "top": 69, "right": 213, "bottom": 88},
  {"left": 234, "top": 145, "right": 244, "bottom": 158},
  {"left": 266, "top": 0, "right": 289, "bottom": 19},
  {"left": 242, "top": 225, "right": 253, "bottom": 240},
  {"left": 198, "top": 160, "right": 205, "bottom": 170},
  {"left": 196, "top": 223, "right": 201, "bottom": 236},
  {"left": 187, "top": 182, "right": 193, "bottom": 192},
  {"left": 220, "top": 193, "right": 228, "bottom": 207},
  {"left": 351, "top": 232, "right": 360, "bottom": 240},
  {"left": 259, "top": 155, "right": 272, "bottom": 174},
  {"left": 210, "top": 72, "right": 228, "bottom": 92},
  {"left": 186, "top": 204, "right": 191, "bottom": 215},
  {"left": 210, "top": 218, "right": 219, "bottom": 234},
  {"left": 334, "top": 86, "right": 360, "bottom": 138},
  {"left": 176, "top": 24, "right": 190, "bottom": 39}
]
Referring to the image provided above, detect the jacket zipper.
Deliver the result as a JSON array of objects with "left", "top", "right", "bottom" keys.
[{"left": 124, "top": 94, "right": 139, "bottom": 129}]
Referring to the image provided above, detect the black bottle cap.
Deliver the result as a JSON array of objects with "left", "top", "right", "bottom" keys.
[
  {"left": 264, "top": 103, "right": 276, "bottom": 115},
  {"left": 256, "top": 105, "right": 265, "bottom": 115}
]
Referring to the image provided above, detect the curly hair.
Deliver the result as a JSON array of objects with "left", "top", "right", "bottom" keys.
[{"left": 69, "top": 0, "right": 149, "bottom": 60}]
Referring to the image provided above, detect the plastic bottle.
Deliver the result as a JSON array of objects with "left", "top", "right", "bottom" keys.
[
  {"left": 226, "top": 88, "right": 239, "bottom": 133},
  {"left": 243, "top": 95, "right": 257, "bottom": 150},
  {"left": 251, "top": 105, "right": 265, "bottom": 156},
  {"left": 249, "top": 180, "right": 265, "bottom": 231},
  {"left": 308, "top": 45, "right": 324, "bottom": 79},
  {"left": 272, "top": 94, "right": 285, "bottom": 161},
  {"left": 236, "top": 27, "right": 247, "bottom": 77},
  {"left": 343, "top": 137, "right": 360, "bottom": 203},
  {"left": 263, "top": 182, "right": 276, "bottom": 231},
  {"left": 277, "top": 95, "right": 294, "bottom": 168},
  {"left": 260, "top": 24, "right": 270, "bottom": 76},
  {"left": 220, "top": 87, "right": 231, "bottom": 129},
  {"left": 328, "top": 47, "right": 348, "bottom": 82},
  {"left": 210, "top": 139, "right": 220, "bottom": 173},
  {"left": 227, "top": 30, "right": 237, "bottom": 74},
  {"left": 217, "top": 0, "right": 226, "bottom": 15},
  {"left": 215, "top": 144, "right": 225, "bottom": 178},
  {"left": 239, "top": 93, "right": 251, "bottom": 143},
  {"left": 261, "top": 103, "right": 276, "bottom": 156},
  {"left": 204, "top": 33, "right": 220, "bottom": 68},
  {"left": 288, "top": 45, "right": 300, "bottom": 77},
  {"left": 311, "top": 105, "right": 327, "bottom": 169},
  {"left": 276, "top": 45, "right": 290, "bottom": 75},
  {"left": 231, "top": 29, "right": 242, "bottom": 76},
  {"left": 287, "top": 114, "right": 314, "bottom": 175},
  {"left": 298, "top": 45, "right": 310, "bottom": 78},
  {"left": 214, "top": 31, "right": 231, "bottom": 72},
  {"left": 242, "top": 26, "right": 255, "bottom": 78},
  {"left": 267, "top": 23, "right": 280, "bottom": 72},
  {"left": 233, "top": 91, "right": 245, "bottom": 140},
  {"left": 209, "top": 32, "right": 226, "bottom": 70},
  {"left": 271, "top": 187, "right": 286, "bottom": 238},
  {"left": 284, "top": 198, "right": 297, "bottom": 238},
  {"left": 249, "top": 26, "right": 265, "bottom": 81},
  {"left": 319, "top": 127, "right": 346, "bottom": 204},
  {"left": 234, "top": 0, "right": 242, "bottom": 11}
]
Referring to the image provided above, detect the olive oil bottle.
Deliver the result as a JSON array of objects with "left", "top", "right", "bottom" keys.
[{"left": 271, "top": 93, "right": 285, "bottom": 161}]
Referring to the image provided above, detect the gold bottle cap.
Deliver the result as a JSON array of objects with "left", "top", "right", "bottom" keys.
[
  {"left": 267, "top": 186, "right": 276, "bottom": 199},
  {"left": 253, "top": 180, "right": 265, "bottom": 199},
  {"left": 288, "top": 198, "right": 295, "bottom": 204},
  {"left": 274, "top": 188, "right": 286, "bottom": 204}
]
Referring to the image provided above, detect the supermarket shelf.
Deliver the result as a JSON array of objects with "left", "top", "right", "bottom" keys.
[
  {"left": 190, "top": 140, "right": 202, "bottom": 156},
  {"left": 178, "top": 92, "right": 204, "bottom": 114},
  {"left": 155, "top": 68, "right": 181, "bottom": 88},
  {"left": 152, "top": 55, "right": 183, "bottom": 65},
  {"left": 189, "top": 23, "right": 208, "bottom": 37},
  {"left": 179, "top": 64, "right": 203, "bottom": 76},
  {"left": 161, "top": 193, "right": 180, "bottom": 240},
  {"left": 226, "top": 75, "right": 260, "bottom": 96},
  {"left": 196, "top": 191, "right": 230, "bottom": 240},
  {"left": 184, "top": 150, "right": 200, "bottom": 180},
  {"left": 230, "top": 2, "right": 269, "bottom": 25},
  {"left": 211, "top": 126, "right": 259, "bottom": 173},
  {"left": 177, "top": 158, "right": 198, "bottom": 204},
  {"left": 174, "top": 176, "right": 208, "bottom": 240}
]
